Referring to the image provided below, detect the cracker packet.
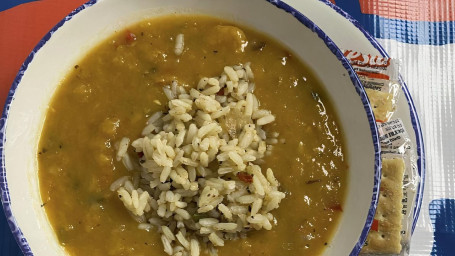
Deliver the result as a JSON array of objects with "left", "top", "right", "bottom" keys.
[
  {"left": 343, "top": 51, "right": 420, "bottom": 255},
  {"left": 361, "top": 119, "right": 419, "bottom": 255},
  {"left": 343, "top": 50, "right": 401, "bottom": 122}
]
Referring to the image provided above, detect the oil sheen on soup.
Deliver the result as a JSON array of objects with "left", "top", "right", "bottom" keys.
[{"left": 38, "top": 15, "right": 348, "bottom": 256}]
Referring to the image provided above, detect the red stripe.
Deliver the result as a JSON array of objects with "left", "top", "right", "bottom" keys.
[
  {"left": 359, "top": 0, "right": 455, "bottom": 22},
  {"left": 357, "top": 71, "right": 390, "bottom": 80},
  {"left": 0, "top": 0, "right": 87, "bottom": 107}
]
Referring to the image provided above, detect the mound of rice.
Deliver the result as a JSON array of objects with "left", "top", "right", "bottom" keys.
[{"left": 112, "top": 63, "right": 285, "bottom": 256}]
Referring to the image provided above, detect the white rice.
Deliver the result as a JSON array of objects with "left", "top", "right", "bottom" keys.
[
  {"left": 138, "top": 223, "right": 152, "bottom": 231},
  {"left": 116, "top": 137, "right": 130, "bottom": 161},
  {"left": 213, "top": 223, "right": 238, "bottom": 231},
  {"left": 257, "top": 115, "right": 276, "bottom": 126},
  {"left": 113, "top": 63, "right": 285, "bottom": 256},
  {"left": 208, "top": 232, "right": 225, "bottom": 247},
  {"left": 161, "top": 235, "right": 173, "bottom": 255},
  {"left": 110, "top": 176, "right": 129, "bottom": 191},
  {"left": 190, "top": 239, "right": 200, "bottom": 256},
  {"left": 174, "top": 34, "right": 184, "bottom": 56},
  {"left": 176, "top": 231, "right": 190, "bottom": 249}
]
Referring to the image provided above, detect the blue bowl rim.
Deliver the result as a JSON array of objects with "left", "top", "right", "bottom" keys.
[{"left": 0, "top": 0, "right": 383, "bottom": 255}]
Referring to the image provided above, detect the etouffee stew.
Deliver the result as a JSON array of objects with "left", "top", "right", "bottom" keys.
[{"left": 38, "top": 15, "right": 348, "bottom": 256}]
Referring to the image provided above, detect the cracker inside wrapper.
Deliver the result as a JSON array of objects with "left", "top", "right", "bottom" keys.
[
  {"left": 365, "top": 89, "right": 395, "bottom": 123},
  {"left": 343, "top": 50, "right": 401, "bottom": 123},
  {"left": 361, "top": 158, "right": 405, "bottom": 254}
]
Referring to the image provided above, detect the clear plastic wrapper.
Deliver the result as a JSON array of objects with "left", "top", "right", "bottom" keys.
[
  {"left": 361, "top": 119, "right": 419, "bottom": 255},
  {"left": 343, "top": 50, "right": 420, "bottom": 255},
  {"left": 343, "top": 50, "right": 401, "bottom": 122}
]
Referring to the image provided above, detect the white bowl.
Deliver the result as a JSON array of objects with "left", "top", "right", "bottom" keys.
[{"left": 0, "top": 0, "right": 381, "bottom": 255}]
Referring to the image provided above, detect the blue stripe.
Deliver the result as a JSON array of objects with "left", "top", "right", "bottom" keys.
[
  {"left": 0, "top": 210, "right": 22, "bottom": 256},
  {"left": 430, "top": 199, "right": 455, "bottom": 254},
  {"left": 335, "top": 1, "right": 363, "bottom": 24},
  {"left": 362, "top": 14, "right": 455, "bottom": 45},
  {"left": 0, "top": 0, "right": 39, "bottom": 12}
]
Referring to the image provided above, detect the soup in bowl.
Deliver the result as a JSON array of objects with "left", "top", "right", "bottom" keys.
[{"left": 1, "top": 0, "right": 380, "bottom": 256}]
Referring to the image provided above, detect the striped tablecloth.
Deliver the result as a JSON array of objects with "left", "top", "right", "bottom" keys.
[{"left": 1, "top": 0, "right": 454, "bottom": 255}]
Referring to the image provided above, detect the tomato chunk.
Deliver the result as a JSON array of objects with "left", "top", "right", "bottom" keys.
[
  {"left": 125, "top": 31, "right": 136, "bottom": 44},
  {"left": 237, "top": 172, "right": 253, "bottom": 183}
]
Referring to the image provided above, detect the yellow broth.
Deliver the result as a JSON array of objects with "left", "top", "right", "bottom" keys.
[{"left": 38, "top": 15, "right": 348, "bottom": 256}]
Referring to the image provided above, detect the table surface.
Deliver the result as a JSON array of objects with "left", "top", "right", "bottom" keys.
[{"left": 1, "top": 1, "right": 454, "bottom": 255}]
